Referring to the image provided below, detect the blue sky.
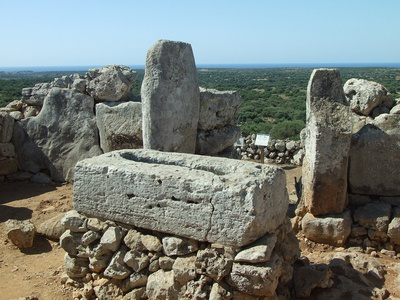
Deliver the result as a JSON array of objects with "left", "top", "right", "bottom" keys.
[{"left": 1, "top": 0, "right": 399, "bottom": 67}]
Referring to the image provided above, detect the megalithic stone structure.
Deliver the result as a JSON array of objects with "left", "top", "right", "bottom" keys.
[
  {"left": 141, "top": 40, "right": 200, "bottom": 154},
  {"left": 73, "top": 149, "right": 289, "bottom": 247},
  {"left": 301, "top": 69, "right": 352, "bottom": 216}
]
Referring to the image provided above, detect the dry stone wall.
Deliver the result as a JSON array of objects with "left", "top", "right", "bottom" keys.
[{"left": 59, "top": 209, "right": 299, "bottom": 299}]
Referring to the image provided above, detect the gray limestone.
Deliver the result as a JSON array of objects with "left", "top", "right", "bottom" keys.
[
  {"left": 349, "top": 114, "right": 400, "bottom": 196},
  {"left": 12, "top": 87, "right": 102, "bottom": 182},
  {"left": 301, "top": 69, "right": 352, "bottom": 216},
  {"left": 141, "top": 40, "right": 200, "bottom": 153},
  {"left": 73, "top": 149, "right": 289, "bottom": 247},
  {"left": 95, "top": 101, "right": 143, "bottom": 152},
  {"left": 5, "top": 219, "right": 36, "bottom": 248}
]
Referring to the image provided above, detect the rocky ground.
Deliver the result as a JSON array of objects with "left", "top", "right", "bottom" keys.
[{"left": 0, "top": 166, "right": 399, "bottom": 300}]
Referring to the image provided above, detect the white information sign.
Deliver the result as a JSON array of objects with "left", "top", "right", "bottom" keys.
[{"left": 254, "top": 134, "right": 270, "bottom": 147}]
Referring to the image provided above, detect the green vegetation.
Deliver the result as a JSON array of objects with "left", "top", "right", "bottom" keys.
[{"left": 1, "top": 67, "right": 399, "bottom": 140}]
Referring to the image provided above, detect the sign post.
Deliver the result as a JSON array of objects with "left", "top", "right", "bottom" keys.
[{"left": 254, "top": 134, "right": 270, "bottom": 164}]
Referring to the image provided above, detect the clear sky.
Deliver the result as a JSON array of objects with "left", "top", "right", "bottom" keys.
[{"left": 1, "top": 0, "right": 399, "bottom": 67}]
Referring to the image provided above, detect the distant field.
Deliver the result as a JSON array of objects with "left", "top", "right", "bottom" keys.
[{"left": 1, "top": 67, "right": 399, "bottom": 139}]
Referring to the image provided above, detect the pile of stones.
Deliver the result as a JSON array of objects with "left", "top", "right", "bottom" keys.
[
  {"left": 59, "top": 210, "right": 299, "bottom": 299},
  {"left": 235, "top": 134, "right": 304, "bottom": 165}
]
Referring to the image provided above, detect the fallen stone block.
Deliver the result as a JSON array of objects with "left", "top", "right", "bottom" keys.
[
  {"left": 73, "top": 149, "right": 288, "bottom": 247},
  {"left": 301, "top": 210, "right": 352, "bottom": 246},
  {"left": 5, "top": 219, "right": 36, "bottom": 248}
]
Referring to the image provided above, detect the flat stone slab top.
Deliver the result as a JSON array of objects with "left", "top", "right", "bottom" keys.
[{"left": 73, "top": 149, "right": 288, "bottom": 247}]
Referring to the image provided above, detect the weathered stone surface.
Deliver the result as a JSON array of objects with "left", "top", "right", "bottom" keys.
[
  {"left": 121, "top": 272, "right": 148, "bottom": 293},
  {"left": 146, "top": 270, "right": 180, "bottom": 300},
  {"left": 172, "top": 255, "right": 197, "bottom": 285},
  {"left": 104, "top": 248, "right": 131, "bottom": 280},
  {"left": 95, "top": 101, "right": 142, "bottom": 153},
  {"left": 226, "top": 255, "right": 282, "bottom": 297},
  {"left": 100, "top": 226, "right": 124, "bottom": 252},
  {"left": 6, "top": 100, "right": 23, "bottom": 111},
  {"left": 302, "top": 69, "right": 352, "bottom": 216},
  {"left": 87, "top": 65, "right": 137, "bottom": 102},
  {"left": 81, "top": 231, "right": 101, "bottom": 246},
  {"left": 123, "top": 229, "right": 145, "bottom": 251},
  {"left": 64, "top": 253, "right": 89, "bottom": 279},
  {"left": 0, "top": 111, "right": 14, "bottom": 143},
  {"left": 30, "top": 172, "right": 52, "bottom": 184},
  {"left": 61, "top": 210, "right": 87, "bottom": 232},
  {"left": 59, "top": 230, "right": 84, "bottom": 255},
  {"left": 159, "top": 256, "right": 175, "bottom": 270},
  {"left": 349, "top": 114, "right": 400, "bottom": 196},
  {"left": 9, "top": 111, "right": 23, "bottom": 121},
  {"left": 195, "top": 248, "right": 232, "bottom": 282},
  {"left": 5, "top": 219, "right": 36, "bottom": 248},
  {"left": 141, "top": 234, "right": 162, "bottom": 252},
  {"left": 198, "top": 88, "right": 241, "bottom": 130},
  {"left": 353, "top": 202, "right": 391, "bottom": 232},
  {"left": 209, "top": 282, "right": 232, "bottom": 300},
  {"left": 234, "top": 233, "right": 277, "bottom": 263},
  {"left": 162, "top": 236, "right": 198, "bottom": 256},
  {"left": 301, "top": 211, "right": 352, "bottom": 246},
  {"left": 141, "top": 39, "right": 200, "bottom": 153},
  {"left": 184, "top": 275, "right": 212, "bottom": 299},
  {"left": 124, "top": 250, "right": 150, "bottom": 272},
  {"left": 388, "top": 214, "right": 400, "bottom": 244},
  {"left": 21, "top": 82, "right": 51, "bottom": 106},
  {"left": 344, "top": 78, "right": 393, "bottom": 116},
  {"left": 196, "top": 126, "right": 241, "bottom": 155},
  {"left": 73, "top": 149, "right": 288, "bottom": 247},
  {"left": 12, "top": 87, "right": 102, "bottom": 182},
  {"left": 22, "top": 105, "right": 40, "bottom": 118},
  {"left": 38, "top": 213, "right": 66, "bottom": 240}
]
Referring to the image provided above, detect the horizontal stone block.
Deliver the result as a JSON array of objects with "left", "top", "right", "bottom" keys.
[{"left": 73, "top": 149, "right": 288, "bottom": 247}]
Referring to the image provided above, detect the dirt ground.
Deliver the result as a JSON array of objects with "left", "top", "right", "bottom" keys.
[{"left": 0, "top": 165, "right": 399, "bottom": 300}]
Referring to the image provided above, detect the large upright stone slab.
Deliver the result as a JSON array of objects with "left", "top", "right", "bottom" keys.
[
  {"left": 302, "top": 69, "right": 352, "bottom": 216},
  {"left": 141, "top": 40, "right": 200, "bottom": 153},
  {"left": 349, "top": 114, "right": 400, "bottom": 196},
  {"left": 12, "top": 87, "right": 102, "bottom": 182},
  {"left": 73, "top": 149, "right": 288, "bottom": 247},
  {"left": 96, "top": 101, "right": 143, "bottom": 152}
]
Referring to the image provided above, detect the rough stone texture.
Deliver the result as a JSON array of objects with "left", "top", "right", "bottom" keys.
[
  {"left": 344, "top": 78, "right": 393, "bottom": 116},
  {"left": 124, "top": 250, "right": 150, "bottom": 272},
  {"left": 301, "top": 211, "right": 352, "bottom": 246},
  {"left": 121, "top": 272, "right": 148, "bottom": 293},
  {"left": 124, "top": 229, "right": 145, "bottom": 251},
  {"left": 100, "top": 226, "right": 123, "bottom": 252},
  {"left": 73, "top": 149, "right": 288, "bottom": 247},
  {"left": 234, "top": 233, "right": 277, "bottom": 263},
  {"left": 104, "top": 248, "right": 131, "bottom": 280},
  {"left": 12, "top": 87, "right": 102, "bottom": 182},
  {"left": 38, "top": 213, "right": 66, "bottom": 240},
  {"left": 5, "top": 219, "right": 36, "bottom": 248},
  {"left": 226, "top": 255, "right": 282, "bottom": 297},
  {"left": 146, "top": 270, "right": 180, "bottom": 300},
  {"left": 141, "top": 234, "right": 162, "bottom": 252},
  {"left": 141, "top": 39, "right": 200, "bottom": 154},
  {"left": 64, "top": 253, "right": 89, "bottom": 279},
  {"left": 59, "top": 230, "right": 83, "bottom": 256},
  {"left": 61, "top": 210, "right": 87, "bottom": 232},
  {"left": 86, "top": 65, "right": 137, "bottom": 102},
  {"left": 349, "top": 114, "right": 400, "bottom": 196},
  {"left": 162, "top": 236, "right": 198, "bottom": 256},
  {"left": 195, "top": 248, "right": 232, "bottom": 282},
  {"left": 353, "top": 202, "right": 392, "bottom": 232},
  {"left": 172, "top": 255, "right": 197, "bottom": 285},
  {"left": 198, "top": 88, "right": 241, "bottom": 131},
  {"left": 0, "top": 142, "right": 15, "bottom": 157},
  {"left": 301, "top": 69, "right": 352, "bottom": 216},
  {"left": 21, "top": 82, "right": 51, "bottom": 106},
  {"left": 0, "top": 111, "right": 15, "bottom": 143},
  {"left": 95, "top": 101, "right": 143, "bottom": 153}
]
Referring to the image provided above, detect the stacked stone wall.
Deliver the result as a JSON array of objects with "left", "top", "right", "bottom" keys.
[
  {"left": 236, "top": 134, "right": 304, "bottom": 165},
  {"left": 59, "top": 210, "right": 299, "bottom": 299}
]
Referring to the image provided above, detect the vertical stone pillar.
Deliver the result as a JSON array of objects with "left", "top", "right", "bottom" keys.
[
  {"left": 141, "top": 40, "right": 200, "bottom": 153},
  {"left": 301, "top": 69, "right": 352, "bottom": 216}
]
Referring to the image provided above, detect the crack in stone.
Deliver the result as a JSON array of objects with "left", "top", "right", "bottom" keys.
[{"left": 205, "top": 197, "right": 214, "bottom": 241}]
